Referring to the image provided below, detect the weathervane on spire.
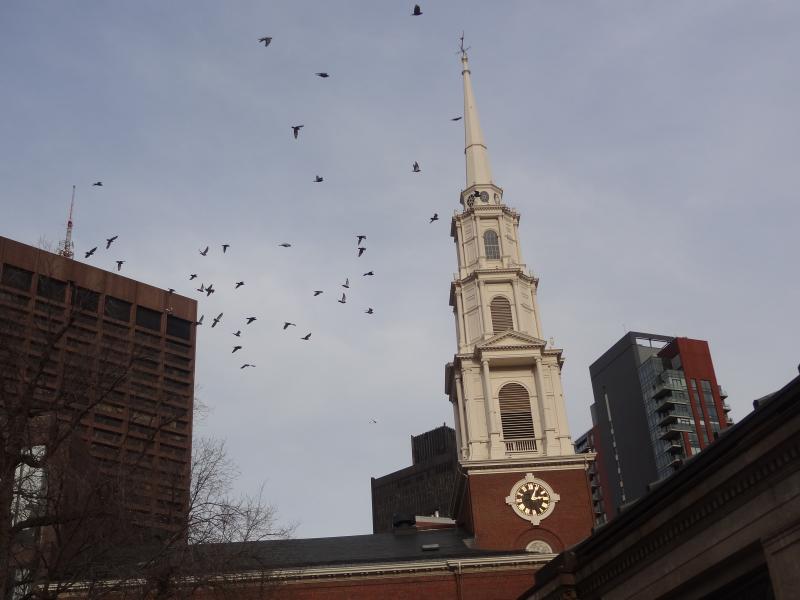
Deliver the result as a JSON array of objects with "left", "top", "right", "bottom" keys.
[{"left": 458, "top": 32, "right": 470, "bottom": 59}]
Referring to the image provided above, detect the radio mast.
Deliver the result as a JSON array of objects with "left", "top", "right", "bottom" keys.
[{"left": 57, "top": 185, "right": 76, "bottom": 259}]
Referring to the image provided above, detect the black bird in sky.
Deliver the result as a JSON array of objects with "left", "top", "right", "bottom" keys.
[
  {"left": 369, "top": 418, "right": 378, "bottom": 424},
  {"left": 212, "top": 312, "right": 223, "bottom": 328},
  {"left": 366, "top": 308, "right": 374, "bottom": 315},
  {"left": 315, "top": 72, "right": 329, "bottom": 78},
  {"left": 279, "top": 242, "right": 292, "bottom": 248},
  {"left": 105, "top": 235, "right": 118, "bottom": 249},
  {"left": 301, "top": 333, "right": 311, "bottom": 341},
  {"left": 363, "top": 271, "right": 374, "bottom": 277},
  {"left": 246, "top": 316, "right": 257, "bottom": 324},
  {"left": 241, "top": 363, "right": 255, "bottom": 369},
  {"left": 196, "top": 315, "right": 204, "bottom": 326},
  {"left": 232, "top": 345, "right": 242, "bottom": 353},
  {"left": 412, "top": 161, "right": 421, "bottom": 173},
  {"left": 189, "top": 273, "right": 198, "bottom": 280},
  {"left": 233, "top": 330, "right": 241, "bottom": 337},
  {"left": 314, "top": 175, "right": 323, "bottom": 183},
  {"left": 222, "top": 244, "right": 230, "bottom": 253},
  {"left": 258, "top": 37, "right": 272, "bottom": 46},
  {"left": 338, "top": 293, "right": 346, "bottom": 304},
  {"left": 412, "top": 4, "right": 422, "bottom": 16},
  {"left": 235, "top": 281, "right": 245, "bottom": 289},
  {"left": 313, "top": 290, "right": 323, "bottom": 296},
  {"left": 92, "top": 181, "right": 103, "bottom": 187},
  {"left": 199, "top": 246, "right": 209, "bottom": 256},
  {"left": 283, "top": 322, "right": 296, "bottom": 330},
  {"left": 196, "top": 283, "right": 205, "bottom": 293},
  {"left": 356, "top": 235, "right": 366, "bottom": 245},
  {"left": 205, "top": 284, "right": 215, "bottom": 297},
  {"left": 358, "top": 247, "right": 366, "bottom": 257},
  {"left": 115, "top": 260, "right": 125, "bottom": 272},
  {"left": 292, "top": 125, "right": 304, "bottom": 139},
  {"left": 451, "top": 116, "right": 462, "bottom": 121},
  {"left": 342, "top": 278, "right": 350, "bottom": 289},
  {"left": 84, "top": 247, "right": 97, "bottom": 259},
  {"left": 430, "top": 213, "right": 439, "bottom": 223}
]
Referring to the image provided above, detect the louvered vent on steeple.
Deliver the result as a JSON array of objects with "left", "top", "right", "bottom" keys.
[
  {"left": 499, "top": 383, "right": 535, "bottom": 440},
  {"left": 490, "top": 297, "right": 514, "bottom": 334}
]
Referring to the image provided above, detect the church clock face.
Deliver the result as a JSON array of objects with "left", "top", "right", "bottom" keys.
[{"left": 505, "top": 474, "right": 560, "bottom": 526}]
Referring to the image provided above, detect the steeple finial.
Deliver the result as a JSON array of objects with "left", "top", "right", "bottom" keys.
[{"left": 460, "top": 36, "right": 493, "bottom": 189}]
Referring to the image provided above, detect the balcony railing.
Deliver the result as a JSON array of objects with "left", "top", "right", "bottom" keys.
[
  {"left": 504, "top": 438, "right": 537, "bottom": 453},
  {"left": 658, "top": 423, "right": 693, "bottom": 440},
  {"left": 719, "top": 385, "right": 728, "bottom": 400}
]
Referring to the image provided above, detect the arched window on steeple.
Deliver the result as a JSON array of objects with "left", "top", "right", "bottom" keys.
[
  {"left": 490, "top": 296, "right": 514, "bottom": 334},
  {"left": 499, "top": 383, "right": 535, "bottom": 443},
  {"left": 483, "top": 230, "right": 500, "bottom": 260}
]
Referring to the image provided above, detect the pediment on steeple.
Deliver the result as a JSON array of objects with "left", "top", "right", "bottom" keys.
[{"left": 477, "top": 330, "right": 548, "bottom": 350}]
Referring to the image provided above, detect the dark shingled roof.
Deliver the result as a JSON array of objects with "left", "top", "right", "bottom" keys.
[{"left": 200, "top": 527, "right": 523, "bottom": 571}]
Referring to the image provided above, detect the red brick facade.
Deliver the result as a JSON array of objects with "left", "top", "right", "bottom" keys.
[{"left": 461, "top": 467, "right": 594, "bottom": 551}]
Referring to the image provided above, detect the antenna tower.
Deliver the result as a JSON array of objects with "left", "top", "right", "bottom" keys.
[{"left": 57, "top": 185, "right": 76, "bottom": 259}]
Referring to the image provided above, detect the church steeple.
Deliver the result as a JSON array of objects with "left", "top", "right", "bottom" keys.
[
  {"left": 445, "top": 45, "right": 595, "bottom": 554},
  {"left": 461, "top": 52, "right": 493, "bottom": 189}
]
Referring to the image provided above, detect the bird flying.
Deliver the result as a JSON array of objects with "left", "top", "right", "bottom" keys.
[
  {"left": 451, "top": 116, "right": 462, "bottom": 121},
  {"left": 356, "top": 235, "right": 366, "bottom": 245},
  {"left": 115, "top": 260, "right": 125, "bottom": 272},
  {"left": 279, "top": 242, "right": 292, "bottom": 248},
  {"left": 363, "top": 271, "right": 374, "bottom": 276},
  {"left": 92, "top": 181, "right": 103, "bottom": 187},
  {"left": 205, "top": 284, "right": 215, "bottom": 297},
  {"left": 314, "top": 175, "right": 323, "bottom": 183},
  {"left": 313, "top": 290, "right": 323, "bottom": 296},
  {"left": 412, "top": 161, "right": 421, "bottom": 173},
  {"left": 199, "top": 246, "right": 209, "bottom": 256},
  {"left": 292, "top": 125, "right": 304, "bottom": 139},
  {"left": 232, "top": 345, "right": 242, "bottom": 353},
  {"left": 196, "top": 315, "right": 204, "bottom": 326},
  {"left": 222, "top": 244, "right": 230, "bottom": 253},
  {"left": 315, "top": 72, "right": 329, "bottom": 78},
  {"left": 283, "top": 322, "right": 296, "bottom": 330},
  {"left": 412, "top": 4, "right": 422, "bottom": 16},
  {"left": 430, "top": 213, "right": 439, "bottom": 223},
  {"left": 369, "top": 418, "right": 378, "bottom": 424},
  {"left": 240, "top": 363, "right": 255, "bottom": 369},
  {"left": 342, "top": 278, "right": 350, "bottom": 289},
  {"left": 246, "top": 317, "right": 257, "bottom": 324},
  {"left": 233, "top": 330, "right": 241, "bottom": 337},
  {"left": 338, "top": 293, "right": 346, "bottom": 304},
  {"left": 301, "top": 333, "right": 311, "bottom": 341},
  {"left": 189, "top": 274, "right": 198, "bottom": 280},
  {"left": 212, "top": 313, "right": 223, "bottom": 328},
  {"left": 258, "top": 37, "right": 272, "bottom": 46},
  {"left": 358, "top": 247, "right": 366, "bottom": 257},
  {"left": 235, "top": 281, "right": 245, "bottom": 289},
  {"left": 84, "top": 247, "right": 97, "bottom": 259},
  {"left": 366, "top": 308, "right": 374, "bottom": 314},
  {"left": 105, "top": 236, "right": 118, "bottom": 249}
]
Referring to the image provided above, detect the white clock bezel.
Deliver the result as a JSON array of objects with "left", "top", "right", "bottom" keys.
[{"left": 505, "top": 473, "right": 560, "bottom": 526}]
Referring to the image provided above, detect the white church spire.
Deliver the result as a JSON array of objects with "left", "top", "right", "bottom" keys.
[{"left": 461, "top": 51, "right": 494, "bottom": 188}]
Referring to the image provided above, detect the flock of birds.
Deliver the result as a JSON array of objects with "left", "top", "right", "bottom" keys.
[{"left": 77, "top": 3, "right": 460, "bottom": 391}]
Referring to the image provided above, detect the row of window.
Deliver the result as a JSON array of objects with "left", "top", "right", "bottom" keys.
[{"left": 0, "top": 263, "right": 193, "bottom": 340}]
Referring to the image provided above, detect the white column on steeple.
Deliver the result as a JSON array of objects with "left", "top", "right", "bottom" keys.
[{"left": 461, "top": 53, "right": 494, "bottom": 188}]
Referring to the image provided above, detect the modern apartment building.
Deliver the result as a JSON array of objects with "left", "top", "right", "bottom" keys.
[
  {"left": 585, "top": 332, "right": 730, "bottom": 523},
  {"left": 0, "top": 235, "right": 196, "bottom": 536}
]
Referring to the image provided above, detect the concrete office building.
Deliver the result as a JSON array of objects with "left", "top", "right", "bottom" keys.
[
  {"left": 586, "top": 332, "right": 730, "bottom": 522},
  {"left": 0, "top": 235, "right": 196, "bottom": 536}
]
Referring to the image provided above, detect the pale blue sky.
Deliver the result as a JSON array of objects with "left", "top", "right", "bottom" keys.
[{"left": 2, "top": 1, "right": 798, "bottom": 538}]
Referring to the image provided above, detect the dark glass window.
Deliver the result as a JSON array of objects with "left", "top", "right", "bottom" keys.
[
  {"left": 136, "top": 306, "right": 162, "bottom": 332},
  {"left": 1, "top": 265, "right": 33, "bottom": 292},
  {"left": 104, "top": 296, "right": 132, "bottom": 322},
  {"left": 37, "top": 276, "right": 66, "bottom": 302},
  {"left": 72, "top": 287, "right": 99, "bottom": 313},
  {"left": 483, "top": 230, "right": 501, "bottom": 260},
  {"left": 166, "top": 315, "right": 191, "bottom": 340}
]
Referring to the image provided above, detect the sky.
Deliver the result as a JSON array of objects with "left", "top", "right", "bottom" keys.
[{"left": 1, "top": 1, "right": 798, "bottom": 539}]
